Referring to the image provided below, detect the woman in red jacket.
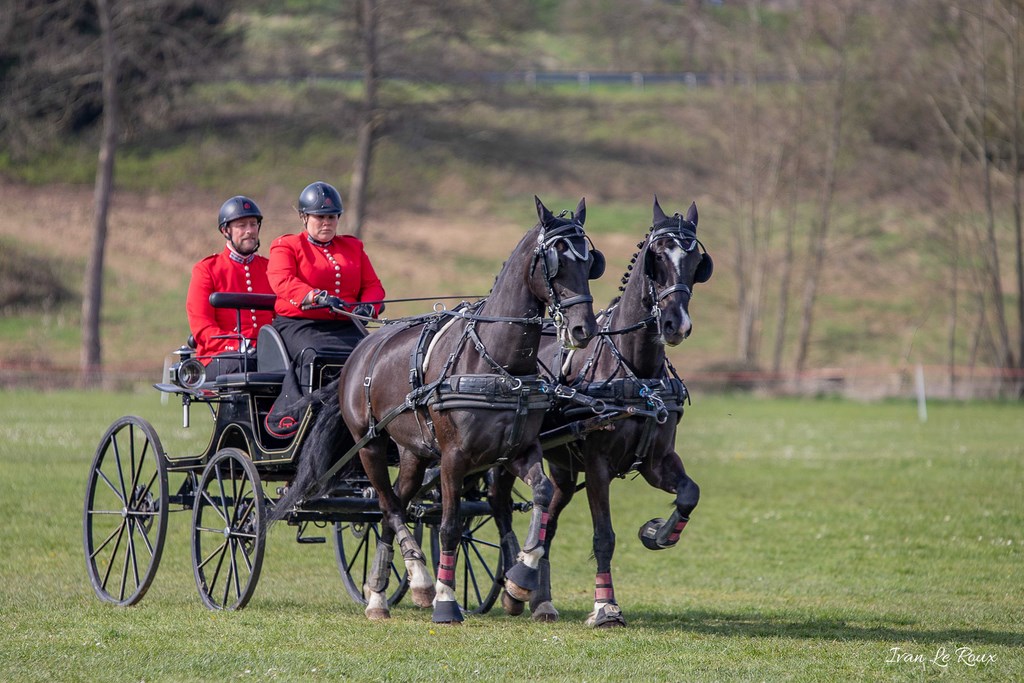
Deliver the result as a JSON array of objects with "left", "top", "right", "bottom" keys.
[
  {"left": 267, "top": 181, "right": 385, "bottom": 373},
  {"left": 186, "top": 195, "right": 274, "bottom": 377}
]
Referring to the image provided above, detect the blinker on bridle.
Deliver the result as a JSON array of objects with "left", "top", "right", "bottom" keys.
[{"left": 537, "top": 212, "right": 606, "bottom": 281}]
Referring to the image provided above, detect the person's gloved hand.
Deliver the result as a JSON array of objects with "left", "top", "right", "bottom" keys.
[
  {"left": 313, "top": 290, "right": 345, "bottom": 309},
  {"left": 352, "top": 303, "right": 375, "bottom": 318}
]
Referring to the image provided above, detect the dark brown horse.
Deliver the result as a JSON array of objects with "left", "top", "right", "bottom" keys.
[
  {"left": 281, "top": 197, "right": 601, "bottom": 622},
  {"left": 491, "top": 197, "right": 712, "bottom": 627}
]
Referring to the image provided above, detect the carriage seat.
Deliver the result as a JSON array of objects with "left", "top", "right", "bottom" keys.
[
  {"left": 212, "top": 325, "right": 292, "bottom": 388},
  {"left": 202, "top": 293, "right": 287, "bottom": 389}
]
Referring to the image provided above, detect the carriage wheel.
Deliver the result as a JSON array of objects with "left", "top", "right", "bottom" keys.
[
  {"left": 84, "top": 416, "right": 169, "bottom": 606},
  {"left": 191, "top": 448, "right": 266, "bottom": 610},
  {"left": 333, "top": 521, "right": 422, "bottom": 607},
  {"left": 429, "top": 515, "right": 504, "bottom": 615}
]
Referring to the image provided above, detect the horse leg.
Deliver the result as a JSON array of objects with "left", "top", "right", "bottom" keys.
[
  {"left": 583, "top": 460, "right": 626, "bottom": 628},
  {"left": 637, "top": 451, "right": 700, "bottom": 550},
  {"left": 529, "top": 458, "right": 577, "bottom": 622},
  {"left": 432, "top": 454, "right": 469, "bottom": 624},
  {"left": 392, "top": 448, "right": 435, "bottom": 607},
  {"left": 487, "top": 466, "right": 525, "bottom": 616},
  {"left": 357, "top": 438, "right": 421, "bottom": 619},
  {"left": 364, "top": 534, "right": 394, "bottom": 620},
  {"left": 501, "top": 442, "right": 553, "bottom": 604}
]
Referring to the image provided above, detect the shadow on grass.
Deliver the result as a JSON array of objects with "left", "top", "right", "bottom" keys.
[{"left": 552, "top": 607, "right": 1024, "bottom": 646}]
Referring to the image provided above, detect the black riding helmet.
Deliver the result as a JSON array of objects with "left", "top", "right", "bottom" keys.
[
  {"left": 297, "top": 181, "right": 344, "bottom": 216},
  {"left": 218, "top": 195, "right": 263, "bottom": 230}
]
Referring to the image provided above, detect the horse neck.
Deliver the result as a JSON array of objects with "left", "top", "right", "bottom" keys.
[
  {"left": 599, "top": 263, "right": 665, "bottom": 378},
  {"left": 459, "top": 228, "right": 544, "bottom": 376}
]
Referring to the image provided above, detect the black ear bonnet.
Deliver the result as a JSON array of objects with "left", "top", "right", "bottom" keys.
[
  {"left": 541, "top": 212, "right": 605, "bottom": 280},
  {"left": 645, "top": 214, "right": 713, "bottom": 284}
]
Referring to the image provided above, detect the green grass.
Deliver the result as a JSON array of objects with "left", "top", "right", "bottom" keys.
[{"left": 1, "top": 392, "right": 1021, "bottom": 681}]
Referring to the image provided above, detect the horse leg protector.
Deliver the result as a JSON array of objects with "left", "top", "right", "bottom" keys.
[
  {"left": 432, "top": 572, "right": 464, "bottom": 624},
  {"left": 396, "top": 526, "right": 426, "bottom": 563},
  {"left": 639, "top": 478, "right": 699, "bottom": 550},
  {"left": 499, "top": 532, "right": 525, "bottom": 615},
  {"left": 366, "top": 541, "right": 393, "bottom": 593},
  {"left": 585, "top": 602, "right": 627, "bottom": 628},
  {"left": 504, "top": 506, "right": 547, "bottom": 601},
  {"left": 432, "top": 599, "right": 464, "bottom": 624},
  {"left": 362, "top": 542, "right": 394, "bottom": 620},
  {"left": 529, "top": 558, "right": 559, "bottom": 623}
]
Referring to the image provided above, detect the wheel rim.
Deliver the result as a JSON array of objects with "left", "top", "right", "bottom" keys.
[
  {"left": 429, "top": 515, "right": 503, "bottom": 615},
  {"left": 334, "top": 521, "right": 420, "bottom": 607},
  {"left": 191, "top": 448, "right": 265, "bottom": 610},
  {"left": 84, "top": 416, "right": 168, "bottom": 606}
]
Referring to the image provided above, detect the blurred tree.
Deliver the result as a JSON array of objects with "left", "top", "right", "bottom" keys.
[
  {"left": 926, "top": 0, "right": 1024, "bottom": 383},
  {"left": 0, "top": 0, "right": 237, "bottom": 157},
  {"left": 0, "top": 0, "right": 237, "bottom": 380},
  {"left": 334, "top": 0, "right": 535, "bottom": 235}
]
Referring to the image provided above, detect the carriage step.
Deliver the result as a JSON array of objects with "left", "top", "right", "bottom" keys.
[{"left": 296, "top": 523, "right": 326, "bottom": 544}]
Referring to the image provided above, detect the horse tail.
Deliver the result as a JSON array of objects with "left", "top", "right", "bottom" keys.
[{"left": 266, "top": 378, "right": 344, "bottom": 524}]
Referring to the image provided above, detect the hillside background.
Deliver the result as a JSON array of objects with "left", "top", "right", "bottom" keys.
[{"left": 2, "top": 0, "right": 1023, "bottom": 399}]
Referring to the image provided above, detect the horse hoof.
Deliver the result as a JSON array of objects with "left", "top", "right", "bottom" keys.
[
  {"left": 432, "top": 600, "right": 464, "bottom": 624},
  {"left": 504, "top": 579, "right": 532, "bottom": 602},
  {"left": 503, "top": 561, "right": 538, "bottom": 601},
  {"left": 585, "top": 603, "right": 626, "bottom": 628},
  {"left": 501, "top": 590, "right": 525, "bottom": 616},
  {"left": 639, "top": 518, "right": 670, "bottom": 550},
  {"left": 411, "top": 585, "right": 436, "bottom": 608},
  {"left": 365, "top": 607, "right": 391, "bottom": 620},
  {"left": 531, "top": 601, "right": 559, "bottom": 622}
]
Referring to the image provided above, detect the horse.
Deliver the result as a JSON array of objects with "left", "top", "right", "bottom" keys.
[
  {"left": 277, "top": 196, "right": 603, "bottom": 623},
  {"left": 490, "top": 196, "right": 713, "bottom": 627}
]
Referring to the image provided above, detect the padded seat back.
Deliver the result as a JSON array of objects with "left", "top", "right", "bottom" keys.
[{"left": 257, "top": 325, "right": 293, "bottom": 375}]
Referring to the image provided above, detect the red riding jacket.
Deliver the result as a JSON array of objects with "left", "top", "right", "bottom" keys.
[
  {"left": 267, "top": 232, "right": 385, "bottom": 320},
  {"left": 186, "top": 248, "right": 274, "bottom": 363}
]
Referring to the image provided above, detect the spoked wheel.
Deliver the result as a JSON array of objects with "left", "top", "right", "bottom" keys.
[
  {"left": 429, "top": 514, "right": 504, "bottom": 615},
  {"left": 84, "top": 416, "right": 169, "bottom": 606},
  {"left": 334, "top": 520, "right": 422, "bottom": 606},
  {"left": 191, "top": 448, "right": 266, "bottom": 610}
]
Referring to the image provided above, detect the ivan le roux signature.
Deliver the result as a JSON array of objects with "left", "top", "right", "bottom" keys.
[{"left": 886, "top": 646, "right": 996, "bottom": 667}]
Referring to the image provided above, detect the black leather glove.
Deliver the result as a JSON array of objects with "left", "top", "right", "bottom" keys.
[
  {"left": 313, "top": 291, "right": 345, "bottom": 309},
  {"left": 352, "top": 303, "right": 375, "bottom": 318}
]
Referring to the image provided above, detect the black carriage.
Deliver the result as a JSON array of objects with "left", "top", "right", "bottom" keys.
[{"left": 82, "top": 292, "right": 523, "bottom": 612}]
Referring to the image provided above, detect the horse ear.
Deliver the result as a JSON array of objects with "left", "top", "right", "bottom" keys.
[
  {"left": 685, "top": 201, "right": 698, "bottom": 227},
  {"left": 574, "top": 197, "right": 586, "bottom": 225},
  {"left": 535, "top": 195, "right": 554, "bottom": 226},
  {"left": 653, "top": 196, "right": 668, "bottom": 224}
]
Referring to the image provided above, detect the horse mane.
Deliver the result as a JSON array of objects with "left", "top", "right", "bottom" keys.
[{"left": 618, "top": 227, "right": 656, "bottom": 294}]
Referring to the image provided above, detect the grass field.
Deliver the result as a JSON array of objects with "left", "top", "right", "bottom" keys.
[{"left": 0, "top": 390, "right": 1021, "bottom": 681}]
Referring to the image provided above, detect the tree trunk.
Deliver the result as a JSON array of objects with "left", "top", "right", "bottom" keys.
[
  {"left": 795, "top": 42, "right": 847, "bottom": 375},
  {"left": 1010, "top": 3, "right": 1024, "bottom": 372},
  {"left": 80, "top": 0, "right": 118, "bottom": 385},
  {"left": 347, "top": 0, "right": 380, "bottom": 239}
]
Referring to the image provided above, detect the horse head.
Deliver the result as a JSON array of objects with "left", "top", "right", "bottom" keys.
[
  {"left": 640, "top": 196, "right": 713, "bottom": 346},
  {"left": 531, "top": 196, "right": 601, "bottom": 349}
]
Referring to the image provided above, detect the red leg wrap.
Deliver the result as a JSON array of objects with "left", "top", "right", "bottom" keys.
[
  {"left": 595, "top": 572, "right": 615, "bottom": 602},
  {"left": 666, "top": 519, "right": 688, "bottom": 545},
  {"left": 438, "top": 551, "right": 456, "bottom": 585}
]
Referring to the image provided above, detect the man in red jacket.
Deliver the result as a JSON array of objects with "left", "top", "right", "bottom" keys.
[{"left": 186, "top": 195, "right": 274, "bottom": 377}]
